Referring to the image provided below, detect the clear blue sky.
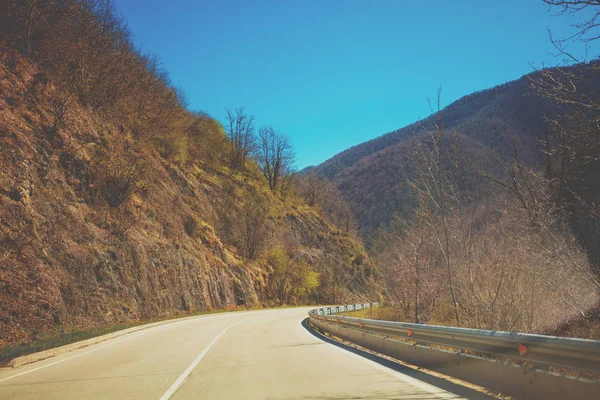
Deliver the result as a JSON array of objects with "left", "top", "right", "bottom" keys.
[{"left": 114, "top": 0, "right": 585, "bottom": 169}]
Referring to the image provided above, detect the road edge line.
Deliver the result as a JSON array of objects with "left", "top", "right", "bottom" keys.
[
  {"left": 302, "top": 319, "right": 462, "bottom": 399},
  {"left": 8, "top": 310, "right": 260, "bottom": 369},
  {"left": 0, "top": 329, "right": 152, "bottom": 384}
]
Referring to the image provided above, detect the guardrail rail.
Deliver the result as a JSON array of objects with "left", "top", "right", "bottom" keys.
[{"left": 308, "top": 302, "right": 600, "bottom": 399}]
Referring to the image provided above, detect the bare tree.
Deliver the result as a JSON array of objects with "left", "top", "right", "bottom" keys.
[
  {"left": 213, "top": 180, "right": 238, "bottom": 245},
  {"left": 225, "top": 107, "right": 255, "bottom": 171},
  {"left": 278, "top": 165, "right": 299, "bottom": 200},
  {"left": 407, "top": 87, "right": 462, "bottom": 326},
  {"left": 481, "top": 145, "right": 600, "bottom": 318},
  {"left": 296, "top": 172, "right": 358, "bottom": 234},
  {"left": 240, "top": 192, "right": 269, "bottom": 259},
  {"left": 376, "top": 219, "right": 441, "bottom": 323},
  {"left": 256, "top": 126, "right": 295, "bottom": 191},
  {"left": 46, "top": 88, "right": 73, "bottom": 141},
  {"left": 533, "top": 0, "right": 600, "bottom": 268},
  {"left": 333, "top": 199, "right": 356, "bottom": 234},
  {"left": 301, "top": 172, "right": 325, "bottom": 207},
  {"left": 92, "top": 144, "right": 147, "bottom": 209},
  {"left": 543, "top": 1, "right": 600, "bottom": 59}
]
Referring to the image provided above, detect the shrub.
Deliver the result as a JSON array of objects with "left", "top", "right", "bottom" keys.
[{"left": 92, "top": 146, "right": 146, "bottom": 208}]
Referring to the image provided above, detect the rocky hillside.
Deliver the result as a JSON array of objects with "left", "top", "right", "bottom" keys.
[{"left": 0, "top": 47, "right": 375, "bottom": 349}]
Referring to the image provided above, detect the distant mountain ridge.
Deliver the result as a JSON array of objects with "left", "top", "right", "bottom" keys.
[
  {"left": 316, "top": 75, "right": 539, "bottom": 178},
  {"left": 311, "top": 64, "right": 600, "bottom": 242}
]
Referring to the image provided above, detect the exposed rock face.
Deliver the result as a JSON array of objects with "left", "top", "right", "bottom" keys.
[
  {"left": 0, "top": 49, "right": 375, "bottom": 348},
  {"left": 0, "top": 88, "right": 263, "bottom": 345}
]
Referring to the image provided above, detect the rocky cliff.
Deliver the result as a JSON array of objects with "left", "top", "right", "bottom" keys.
[{"left": 0, "top": 48, "right": 375, "bottom": 349}]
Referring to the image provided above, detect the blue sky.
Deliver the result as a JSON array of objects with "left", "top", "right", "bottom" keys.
[{"left": 114, "top": 0, "right": 585, "bottom": 168}]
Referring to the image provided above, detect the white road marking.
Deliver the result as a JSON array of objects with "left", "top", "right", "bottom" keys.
[
  {"left": 303, "top": 319, "right": 462, "bottom": 399},
  {"left": 0, "top": 312, "right": 239, "bottom": 385},
  {"left": 0, "top": 330, "right": 152, "bottom": 384},
  {"left": 159, "top": 321, "right": 243, "bottom": 400}
]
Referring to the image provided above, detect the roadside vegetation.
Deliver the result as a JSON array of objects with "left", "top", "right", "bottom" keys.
[{"left": 367, "top": 1, "right": 600, "bottom": 338}]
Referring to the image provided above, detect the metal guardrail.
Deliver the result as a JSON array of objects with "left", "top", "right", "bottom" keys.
[
  {"left": 308, "top": 302, "right": 600, "bottom": 399},
  {"left": 309, "top": 302, "right": 600, "bottom": 374}
]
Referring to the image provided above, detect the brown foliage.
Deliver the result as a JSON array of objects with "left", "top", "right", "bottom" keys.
[
  {"left": 2, "top": 0, "right": 189, "bottom": 146},
  {"left": 225, "top": 107, "right": 255, "bottom": 171},
  {"left": 187, "top": 111, "right": 229, "bottom": 165},
  {"left": 91, "top": 144, "right": 147, "bottom": 209},
  {"left": 296, "top": 172, "right": 358, "bottom": 235},
  {"left": 376, "top": 95, "right": 599, "bottom": 333},
  {"left": 240, "top": 192, "right": 270, "bottom": 260}
]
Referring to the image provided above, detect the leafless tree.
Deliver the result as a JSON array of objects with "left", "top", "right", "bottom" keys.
[
  {"left": 543, "top": 1, "right": 600, "bottom": 60},
  {"left": 278, "top": 165, "right": 299, "bottom": 200},
  {"left": 46, "top": 88, "right": 73, "bottom": 140},
  {"left": 301, "top": 172, "right": 325, "bottom": 207},
  {"left": 42, "top": 0, "right": 131, "bottom": 109},
  {"left": 482, "top": 145, "right": 600, "bottom": 318},
  {"left": 2, "top": 0, "right": 71, "bottom": 53},
  {"left": 407, "top": 87, "right": 463, "bottom": 326},
  {"left": 332, "top": 199, "right": 355, "bottom": 234},
  {"left": 533, "top": 0, "right": 600, "bottom": 268},
  {"left": 296, "top": 171, "right": 358, "bottom": 234},
  {"left": 256, "top": 126, "right": 295, "bottom": 191},
  {"left": 225, "top": 107, "right": 255, "bottom": 171},
  {"left": 187, "top": 111, "right": 229, "bottom": 164},
  {"left": 376, "top": 218, "right": 442, "bottom": 323},
  {"left": 92, "top": 143, "right": 147, "bottom": 209},
  {"left": 240, "top": 193, "right": 269, "bottom": 259}
]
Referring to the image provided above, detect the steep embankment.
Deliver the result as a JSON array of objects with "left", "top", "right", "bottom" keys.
[{"left": 0, "top": 49, "right": 374, "bottom": 348}]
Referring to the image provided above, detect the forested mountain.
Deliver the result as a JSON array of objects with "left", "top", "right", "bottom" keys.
[
  {"left": 309, "top": 60, "right": 600, "bottom": 336},
  {"left": 311, "top": 64, "right": 600, "bottom": 244}
]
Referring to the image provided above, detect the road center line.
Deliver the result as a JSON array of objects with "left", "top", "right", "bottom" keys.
[{"left": 159, "top": 321, "right": 243, "bottom": 400}]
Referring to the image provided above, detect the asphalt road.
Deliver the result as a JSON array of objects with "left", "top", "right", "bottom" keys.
[{"left": 0, "top": 307, "right": 493, "bottom": 399}]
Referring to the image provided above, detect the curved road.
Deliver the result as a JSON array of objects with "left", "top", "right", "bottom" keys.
[{"left": 0, "top": 307, "right": 492, "bottom": 399}]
